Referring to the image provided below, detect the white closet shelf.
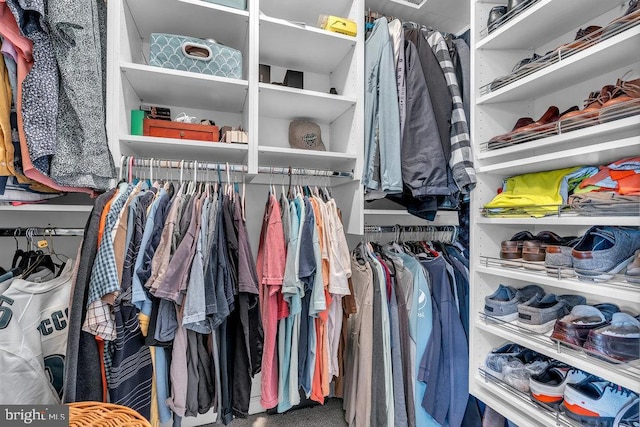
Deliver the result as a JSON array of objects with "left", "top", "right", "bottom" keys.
[
  {"left": 363, "top": 210, "right": 460, "bottom": 226},
  {"left": 477, "top": 26, "right": 640, "bottom": 104},
  {"left": 121, "top": 63, "right": 248, "bottom": 113},
  {"left": 477, "top": 0, "right": 617, "bottom": 50},
  {"left": 259, "top": 0, "right": 354, "bottom": 33},
  {"left": 478, "top": 116, "right": 640, "bottom": 161},
  {"left": 477, "top": 264, "right": 640, "bottom": 303},
  {"left": 472, "top": 378, "right": 575, "bottom": 427},
  {"left": 258, "top": 145, "right": 357, "bottom": 170},
  {"left": 258, "top": 83, "right": 356, "bottom": 123},
  {"left": 476, "top": 216, "right": 640, "bottom": 226},
  {"left": 120, "top": 135, "right": 249, "bottom": 163},
  {"left": 477, "top": 136, "right": 640, "bottom": 175},
  {"left": 476, "top": 321, "right": 640, "bottom": 392},
  {"left": 124, "top": 0, "right": 249, "bottom": 49},
  {"left": 259, "top": 16, "right": 356, "bottom": 74}
]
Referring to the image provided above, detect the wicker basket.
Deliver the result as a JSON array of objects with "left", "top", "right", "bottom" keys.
[{"left": 67, "top": 402, "right": 151, "bottom": 427}]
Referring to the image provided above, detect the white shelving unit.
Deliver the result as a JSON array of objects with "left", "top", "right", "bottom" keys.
[
  {"left": 470, "top": 0, "right": 640, "bottom": 423},
  {"left": 106, "top": 0, "right": 366, "bottom": 236}
]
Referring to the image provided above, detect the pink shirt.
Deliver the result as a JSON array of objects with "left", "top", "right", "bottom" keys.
[{"left": 257, "top": 195, "right": 286, "bottom": 409}]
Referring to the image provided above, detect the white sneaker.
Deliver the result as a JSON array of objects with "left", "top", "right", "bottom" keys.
[{"left": 563, "top": 380, "right": 638, "bottom": 426}]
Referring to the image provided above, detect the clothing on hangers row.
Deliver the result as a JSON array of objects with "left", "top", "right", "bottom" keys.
[
  {"left": 257, "top": 180, "right": 352, "bottom": 412},
  {"left": 364, "top": 15, "right": 474, "bottom": 221},
  {"left": 47, "top": 160, "right": 355, "bottom": 426},
  {"left": 61, "top": 168, "right": 258, "bottom": 425},
  {"left": 343, "top": 228, "right": 477, "bottom": 427}
]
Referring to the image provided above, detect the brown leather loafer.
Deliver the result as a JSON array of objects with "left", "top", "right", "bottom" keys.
[
  {"left": 558, "top": 85, "right": 615, "bottom": 131},
  {"left": 510, "top": 106, "right": 560, "bottom": 139},
  {"left": 488, "top": 117, "right": 535, "bottom": 147},
  {"left": 599, "top": 78, "right": 640, "bottom": 123}
]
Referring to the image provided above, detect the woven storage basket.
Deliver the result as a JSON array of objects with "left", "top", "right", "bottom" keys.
[{"left": 67, "top": 402, "right": 151, "bottom": 427}]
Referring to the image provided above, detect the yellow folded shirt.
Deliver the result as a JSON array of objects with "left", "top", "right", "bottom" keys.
[{"left": 484, "top": 166, "right": 580, "bottom": 216}]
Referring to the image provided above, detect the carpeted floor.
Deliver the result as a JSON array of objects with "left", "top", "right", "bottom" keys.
[{"left": 222, "top": 399, "right": 348, "bottom": 426}]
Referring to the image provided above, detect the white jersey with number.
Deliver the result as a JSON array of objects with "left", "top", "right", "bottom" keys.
[{"left": 0, "top": 261, "right": 73, "bottom": 404}]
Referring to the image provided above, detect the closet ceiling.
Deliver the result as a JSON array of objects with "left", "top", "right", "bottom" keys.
[{"left": 365, "top": 0, "right": 470, "bottom": 34}]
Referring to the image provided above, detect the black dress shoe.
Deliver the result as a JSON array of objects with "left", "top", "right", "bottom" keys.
[
  {"left": 487, "top": 6, "right": 507, "bottom": 32},
  {"left": 508, "top": 0, "right": 532, "bottom": 12},
  {"left": 487, "top": 6, "right": 508, "bottom": 33}
]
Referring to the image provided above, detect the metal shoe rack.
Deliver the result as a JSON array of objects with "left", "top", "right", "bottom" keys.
[{"left": 469, "top": 0, "right": 640, "bottom": 424}]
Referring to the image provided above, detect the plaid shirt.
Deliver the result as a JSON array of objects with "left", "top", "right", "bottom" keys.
[
  {"left": 82, "top": 299, "right": 116, "bottom": 340},
  {"left": 87, "top": 183, "right": 133, "bottom": 305},
  {"left": 425, "top": 30, "right": 476, "bottom": 194}
]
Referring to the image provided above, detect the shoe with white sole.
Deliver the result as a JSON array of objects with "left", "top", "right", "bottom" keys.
[
  {"left": 572, "top": 226, "right": 640, "bottom": 282},
  {"left": 484, "top": 284, "right": 544, "bottom": 322},
  {"left": 484, "top": 342, "right": 525, "bottom": 380},
  {"left": 563, "top": 380, "right": 638, "bottom": 427},
  {"left": 529, "top": 364, "right": 589, "bottom": 408},
  {"left": 518, "top": 293, "right": 586, "bottom": 333}
]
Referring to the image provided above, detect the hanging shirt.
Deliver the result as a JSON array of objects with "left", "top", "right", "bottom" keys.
[
  {"left": 393, "top": 251, "right": 439, "bottom": 427},
  {"left": 0, "top": 261, "right": 74, "bottom": 404},
  {"left": 298, "top": 197, "right": 317, "bottom": 395},
  {"left": 257, "top": 194, "right": 286, "bottom": 409},
  {"left": 278, "top": 196, "right": 303, "bottom": 413}
]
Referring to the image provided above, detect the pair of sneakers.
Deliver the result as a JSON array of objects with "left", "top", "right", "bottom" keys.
[
  {"left": 531, "top": 365, "right": 639, "bottom": 427},
  {"left": 484, "top": 283, "right": 586, "bottom": 333},
  {"left": 484, "top": 284, "right": 544, "bottom": 322},
  {"left": 484, "top": 344, "right": 551, "bottom": 393}
]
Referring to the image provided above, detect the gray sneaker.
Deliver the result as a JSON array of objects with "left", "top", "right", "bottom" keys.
[
  {"left": 572, "top": 226, "right": 640, "bottom": 281},
  {"left": 518, "top": 294, "right": 587, "bottom": 333},
  {"left": 485, "top": 284, "right": 544, "bottom": 322}
]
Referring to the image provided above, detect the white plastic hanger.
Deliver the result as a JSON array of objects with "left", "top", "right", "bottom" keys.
[{"left": 118, "top": 155, "right": 126, "bottom": 182}]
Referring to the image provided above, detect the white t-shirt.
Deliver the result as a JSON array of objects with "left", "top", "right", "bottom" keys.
[{"left": 0, "top": 261, "right": 73, "bottom": 404}]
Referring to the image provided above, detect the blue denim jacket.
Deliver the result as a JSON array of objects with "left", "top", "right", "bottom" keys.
[{"left": 363, "top": 18, "right": 402, "bottom": 194}]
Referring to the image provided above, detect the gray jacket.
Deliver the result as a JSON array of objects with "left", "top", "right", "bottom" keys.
[
  {"left": 405, "top": 28, "right": 452, "bottom": 163},
  {"left": 401, "top": 40, "right": 450, "bottom": 197}
]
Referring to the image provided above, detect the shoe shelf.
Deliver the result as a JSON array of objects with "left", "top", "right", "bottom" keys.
[
  {"left": 477, "top": 257, "right": 640, "bottom": 303},
  {"left": 123, "top": 0, "right": 249, "bottom": 52},
  {"left": 476, "top": 0, "right": 617, "bottom": 50},
  {"left": 476, "top": 315, "right": 640, "bottom": 392},
  {"left": 477, "top": 114, "right": 640, "bottom": 159},
  {"left": 119, "top": 135, "right": 249, "bottom": 163},
  {"left": 259, "top": 15, "right": 356, "bottom": 75},
  {"left": 476, "top": 369, "right": 582, "bottom": 427},
  {"left": 477, "top": 25, "right": 640, "bottom": 105},
  {"left": 120, "top": 63, "right": 249, "bottom": 113},
  {"left": 475, "top": 215, "right": 640, "bottom": 227},
  {"left": 472, "top": 375, "right": 573, "bottom": 427},
  {"left": 257, "top": 145, "right": 357, "bottom": 171},
  {"left": 478, "top": 136, "right": 640, "bottom": 176},
  {"left": 479, "top": 16, "right": 639, "bottom": 97},
  {"left": 258, "top": 83, "right": 356, "bottom": 123}
]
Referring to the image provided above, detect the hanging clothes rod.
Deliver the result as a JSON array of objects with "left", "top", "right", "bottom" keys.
[
  {"left": 364, "top": 225, "right": 458, "bottom": 233},
  {"left": 364, "top": 224, "right": 459, "bottom": 243},
  {"left": 126, "top": 157, "right": 354, "bottom": 179},
  {"left": 0, "top": 227, "right": 85, "bottom": 237}
]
